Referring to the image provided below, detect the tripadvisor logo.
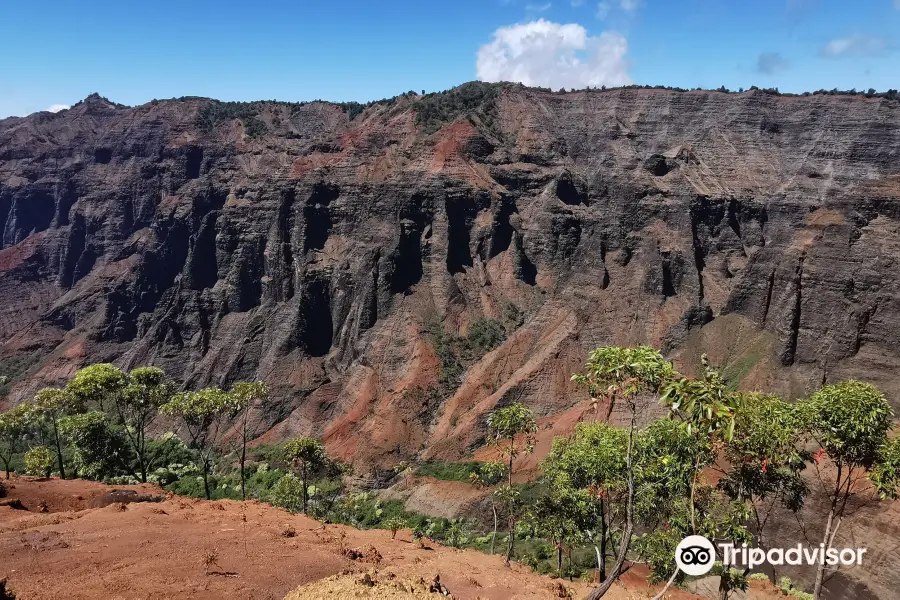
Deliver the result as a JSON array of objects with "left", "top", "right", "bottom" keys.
[
  {"left": 675, "top": 536, "right": 868, "bottom": 576},
  {"left": 675, "top": 535, "right": 717, "bottom": 576}
]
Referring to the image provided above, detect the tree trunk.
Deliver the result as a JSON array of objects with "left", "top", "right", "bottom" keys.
[
  {"left": 651, "top": 567, "right": 680, "bottom": 600},
  {"left": 240, "top": 440, "right": 247, "bottom": 500},
  {"left": 52, "top": 421, "right": 65, "bottom": 480},
  {"left": 599, "top": 496, "right": 608, "bottom": 580},
  {"left": 557, "top": 544, "right": 563, "bottom": 577},
  {"left": 813, "top": 504, "right": 836, "bottom": 599},
  {"left": 202, "top": 456, "right": 212, "bottom": 500},
  {"left": 506, "top": 515, "right": 515, "bottom": 566},
  {"left": 814, "top": 466, "right": 844, "bottom": 600},
  {"left": 491, "top": 501, "right": 498, "bottom": 555},
  {"left": 505, "top": 437, "right": 515, "bottom": 566},
  {"left": 586, "top": 408, "right": 637, "bottom": 600},
  {"left": 301, "top": 463, "right": 309, "bottom": 514}
]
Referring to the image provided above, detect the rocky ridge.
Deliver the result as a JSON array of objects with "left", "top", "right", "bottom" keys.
[{"left": 1, "top": 84, "right": 899, "bottom": 475}]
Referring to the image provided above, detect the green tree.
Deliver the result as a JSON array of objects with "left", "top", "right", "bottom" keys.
[
  {"left": 282, "top": 436, "right": 328, "bottom": 514},
  {"left": 487, "top": 402, "right": 537, "bottom": 566},
  {"left": 717, "top": 393, "right": 807, "bottom": 588},
  {"left": 24, "top": 445, "right": 54, "bottom": 478},
  {"left": 797, "top": 380, "right": 900, "bottom": 599},
  {"left": 543, "top": 421, "right": 627, "bottom": 580},
  {"left": 229, "top": 381, "right": 269, "bottom": 500},
  {"left": 269, "top": 472, "right": 305, "bottom": 512},
  {"left": 117, "top": 367, "right": 175, "bottom": 482},
  {"left": 66, "top": 363, "right": 127, "bottom": 412},
  {"left": 0, "top": 403, "right": 32, "bottom": 478},
  {"left": 58, "top": 411, "right": 132, "bottom": 480},
  {"left": 32, "top": 387, "right": 84, "bottom": 479},
  {"left": 161, "top": 388, "right": 236, "bottom": 500},
  {"left": 661, "top": 355, "right": 737, "bottom": 441},
  {"left": 571, "top": 346, "right": 674, "bottom": 600},
  {"left": 385, "top": 516, "right": 406, "bottom": 540},
  {"left": 469, "top": 461, "right": 507, "bottom": 554},
  {"left": 659, "top": 355, "right": 743, "bottom": 599},
  {"left": 530, "top": 489, "right": 582, "bottom": 577}
]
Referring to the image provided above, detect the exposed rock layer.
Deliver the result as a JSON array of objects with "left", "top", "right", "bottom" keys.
[{"left": 2, "top": 87, "right": 900, "bottom": 468}]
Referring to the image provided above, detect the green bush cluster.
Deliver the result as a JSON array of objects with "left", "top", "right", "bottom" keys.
[
  {"left": 415, "top": 460, "right": 485, "bottom": 482},
  {"left": 413, "top": 82, "right": 503, "bottom": 134},
  {"left": 426, "top": 317, "right": 507, "bottom": 394},
  {"left": 23, "top": 446, "right": 54, "bottom": 478}
]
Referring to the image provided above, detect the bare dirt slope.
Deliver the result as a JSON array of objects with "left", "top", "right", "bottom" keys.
[{"left": 0, "top": 474, "right": 696, "bottom": 600}]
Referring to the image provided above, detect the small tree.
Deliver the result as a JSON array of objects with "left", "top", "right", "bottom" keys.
[
  {"left": 543, "top": 422, "right": 627, "bottom": 580},
  {"left": 24, "top": 446, "right": 54, "bottom": 479},
  {"left": 0, "top": 403, "right": 32, "bottom": 478},
  {"left": 660, "top": 355, "right": 743, "bottom": 599},
  {"left": 797, "top": 380, "right": 900, "bottom": 599},
  {"left": 161, "top": 388, "right": 236, "bottom": 500},
  {"left": 487, "top": 402, "right": 537, "bottom": 566},
  {"left": 282, "top": 436, "right": 327, "bottom": 514},
  {"left": 229, "top": 381, "right": 269, "bottom": 500},
  {"left": 66, "top": 363, "right": 127, "bottom": 412},
  {"left": 572, "top": 346, "right": 674, "bottom": 599},
  {"left": 531, "top": 489, "right": 582, "bottom": 577},
  {"left": 117, "top": 367, "right": 174, "bottom": 482},
  {"left": 59, "top": 411, "right": 132, "bottom": 480},
  {"left": 469, "top": 461, "right": 508, "bottom": 554},
  {"left": 385, "top": 516, "right": 406, "bottom": 540},
  {"left": 718, "top": 392, "right": 807, "bottom": 587},
  {"left": 32, "top": 388, "right": 84, "bottom": 479}
]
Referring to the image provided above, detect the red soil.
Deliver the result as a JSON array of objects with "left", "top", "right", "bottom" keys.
[{"left": 0, "top": 475, "right": 644, "bottom": 600}]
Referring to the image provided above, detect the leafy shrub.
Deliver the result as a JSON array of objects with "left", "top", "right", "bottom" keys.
[
  {"left": 59, "top": 411, "right": 132, "bottom": 480},
  {"left": 413, "top": 82, "right": 503, "bottom": 134},
  {"left": 466, "top": 319, "right": 506, "bottom": 355},
  {"left": 24, "top": 446, "right": 54, "bottom": 478},
  {"left": 270, "top": 473, "right": 305, "bottom": 512},
  {"left": 416, "top": 460, "right": 484, "bottom": 482},
  {"left": 384, "top": 516, "right": 406, "bottom": 539},
  {"left": 778, "top": 577, "right": 814, "bottom": 600},
  {"left": 426, "top": 317, "right": 507, "bottom": 395}
]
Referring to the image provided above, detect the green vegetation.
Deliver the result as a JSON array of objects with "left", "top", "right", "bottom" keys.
[
  {"left": 282, "top": 435, "right": 329, "bottom": 514},
  {"left": 797, "top": 380, "right": 898, "bottom": 598},
  {"left": 426, "top": 316, "right": 507, "bottom": 395},
  {"left": 160, "top": 387, "right": 238, "bottom": 500},
  {"left": 0, "top": 403, "right": 30, "bottom": 478},
  {"left": 488, "top": 402, "right": 537, "bottom": 566},
  {"left": 23, "top": 446, "right": 54, "bottom": 478},
  {"left": 415, "top": 460, "right": 484, "bottom": 482},
  {"left": 413, "top": 81, "right": 503, "bottom": 134},
  {"left": 196, "top": 101, "right": 270, "bottom": 136},
  {"left": 0, "top": 352, "right": 43, "bottom": 396}
]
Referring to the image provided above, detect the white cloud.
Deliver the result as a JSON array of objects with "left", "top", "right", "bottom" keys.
[
  {"left": 476, "top": 19, "right": 632, "bottom": 90},
  {"left": 620, "top": 0, "right": 641, "bottom": 10},
  {"left": 596, "top": 1, "right": 611, "bottom": 19},
  {"left": 895, "top": 0, "right": 900, "bottom": 9},
  {"left": 820, "top": 35, "right": 893, "bottom": 57},
  {"left": 525, "top": 2, "right": 552, "bottom": 12},
  {"left": 46, "top": 104, "right": 70, "bottom": 113}
]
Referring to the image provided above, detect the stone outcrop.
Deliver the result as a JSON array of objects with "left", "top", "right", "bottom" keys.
[{"left": 1, "top": 86, "right": 900, "bottom": 472}]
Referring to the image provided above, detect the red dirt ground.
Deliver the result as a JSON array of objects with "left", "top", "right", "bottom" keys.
[{"left": 0, "top": 475, "right": 785, "bottom": 599}]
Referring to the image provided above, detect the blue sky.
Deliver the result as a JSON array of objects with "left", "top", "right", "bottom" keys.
[{"left": 1, "top": 0, "right": 898, "bottom": 117}]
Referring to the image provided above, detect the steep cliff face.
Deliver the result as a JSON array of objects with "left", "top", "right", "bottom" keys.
[{"left": 2, "top": 86, "right": 900, "bottom": 472}]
